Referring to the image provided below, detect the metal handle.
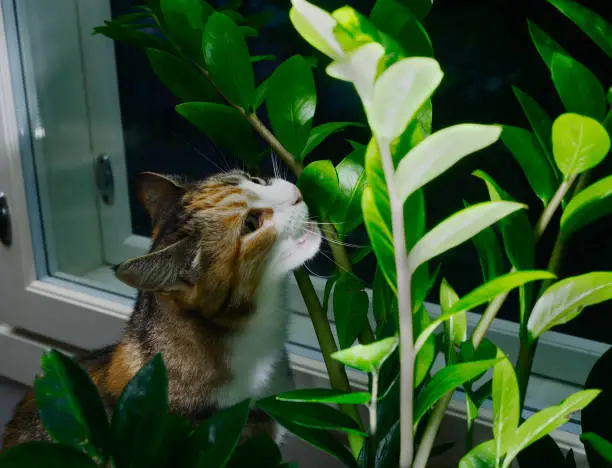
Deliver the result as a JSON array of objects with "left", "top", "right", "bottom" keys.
[{"left": 0, "top": 193, "right": 12, "bottom": 247}]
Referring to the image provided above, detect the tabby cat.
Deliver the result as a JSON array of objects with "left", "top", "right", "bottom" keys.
[{"left": 2, "top": 170, "right": 321, "bottom": 449}]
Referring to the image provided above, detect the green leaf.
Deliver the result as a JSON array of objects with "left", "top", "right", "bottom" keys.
[
  {"left": 528, "top": 20, "right": 570, "bottom": 69},
  {"left": 257, "top": 397, "right": 366, "bottom": 436},
  {"left": 513, "top": 87, "right": 558, "bottom": 179},
  {"left": 551, "top": 53, "right": 606, "bottom": 121},
  {"left": 470, "top": 221, "right": 505, "bottom": 283},
  {"left": 147, "top": 49, "right": 217, "bottom": 103},
  {"left": 440, "top": 279, "right": 466, "bottom": 352},
  {"left": 414, "top": 304, "right": 436, "bottom": 387},
  {"left": 407, "top": 201, "right": 526, "bottom": 272},
  {"left": 332, "top": 337, "right": 399, "bottom": 373},
  {"left": 414, "top": 359, "right": 498, "bottom": 426},
  {"left": 552, "top": 113, "right": 611, "bottom": 177},
  {"left": 203, "top": 12, "right": 255, "bottom": 109},
  {"left": 398, "top": 0, "right": 432, "bottom": 19},
  {"left": 581, "top": 433, "right": 612, "bottom": 463},
  {"left": 0, "top": 442, "right": 98, "bottom": 468},
  {"left": 492, "top": 350, "right": 520, "bottom": 461},
  {"left": 250, "top": 54, "right": 276, "bottom": 63},
  {"left": 226, "top": 434, "right": 282, "bottom": 468},
  {"left": 373, "top": 266, "right": 395, "bottom": 325},
  {"left": 527, "top": 272, "right": 612, "bottom": 341},
  {"left": 501, "top": 126, "right": 557, "bottom": 204},
  {"left": 333, "top": 273, "right": 369, "bottom": 349},
  {"left": 349, "top": 246, "right": 373, "bottom": 265},
  {"left": 297, "top": 160, "right": 339, "bottom": 217},
  {"left": 289, "top": 0, "right": 344, "bottom": 60},
  {"left": 276, "top": 389, "right": 371, "bottom": 405},
  {"left": 503, "top": 390, "right": 601, "bottom": 467},
  {"left": 369, "top": 0, "right": 433, "bottom": 57},
  {"left": 161, "top": 0, "right": 213, "bottom": 59},
  {"left": 266, "top": 56, "right": 316, "bottom": 159},
  {"left": 396, "top": 124, "right": 502, "bottom": 203},
  {"left": 111, "top": 354, "right": 168, "bottom": 468},
  {"left": 183, "top": 399, "right": 251, "bottom": 468},
  {"left": 176, "top": 103, "right": 258, "bottom": 166},
  {"left": 561, "top": 174, "right": 612, "bottom": 239},
  {"left": 330, "top": 145, "right": 368, "bottom": 235},
  {"left": 254, "top": 76, "right": 270, "bottom": 110},
  {"left": 459, "top": 440, "right": 497, "bottom": 468},
  {"left": 93, "top": 24, "right": 168, "bottom": 51},
  {"left": 323, "top": 274, "right": 339, "bottom": 314},
  {"left": 34, "top": 350, "right": 110, "bottom": 461},
  {"left": 370, "top": 57, "right": 443, "bottom": 141},
  {"left": 548, "top": 0, "right": 612, "bottom": 59},
  {"left": 302, "top": 122, "right": 360, "bottom": 161},
  {"left": 154, "top": 414, "right": 193, "bottom": 468}
]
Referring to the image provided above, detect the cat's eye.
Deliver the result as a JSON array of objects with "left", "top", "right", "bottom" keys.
[{"left": 242, "top": 212, "right": 261, "bottom": 235}]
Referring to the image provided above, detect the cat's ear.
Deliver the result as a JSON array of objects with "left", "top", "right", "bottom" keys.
[
  {"left": 136, "top": 172, "right": 185, "bottom": 224},
  {"left": 114, "top": 238, "right": 196, "bottom": 291}
]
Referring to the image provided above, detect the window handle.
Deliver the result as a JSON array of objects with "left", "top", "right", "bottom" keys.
[{"left": 0, "top": 192, "right": 12, "bottom": 247}]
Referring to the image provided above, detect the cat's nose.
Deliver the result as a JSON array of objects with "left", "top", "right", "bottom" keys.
[{"left": 292, "top": 187, "right": 303, "bottom": 205}]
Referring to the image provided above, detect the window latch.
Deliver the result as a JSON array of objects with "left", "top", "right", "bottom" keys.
[
  {"left": 94, "top": 154, "right": 115, "bottom": 205},
  {"left": 0, "top": 193, "right": 12, "bottom": 247}
]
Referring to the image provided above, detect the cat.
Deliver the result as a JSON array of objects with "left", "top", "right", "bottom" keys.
[{"left": 2, "top": 170, "right": 322, "bottom": 450}]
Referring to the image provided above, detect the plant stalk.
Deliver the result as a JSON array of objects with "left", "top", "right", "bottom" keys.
[
  {"left": 367, "top": 371, "right": 380, "bottom": 465},
  {"left": 377, "top": 141, "right": 414, "bottom": 468},
  {"left": 412, "top": 393, "right": 453, "bottom": 468},
  {"left": 534, "top": 176, "right": 575, "bottom": 238},
  {"left": 294, "top": 268, "right": 364, "bottom": 456}
]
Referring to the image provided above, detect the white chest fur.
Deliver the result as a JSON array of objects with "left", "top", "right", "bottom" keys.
[{"left": 213, "top": 277, "right": 293, "bottom": 407}]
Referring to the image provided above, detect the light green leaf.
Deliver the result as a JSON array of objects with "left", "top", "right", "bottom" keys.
[
  {"left": 528, "top": 20, "right": 570, "bottom": 69},
  {"left": 407, "top": 201, "right": 526, "bottom": 272},
  {"left": 266, "top": 56, "right": 316, "bottom": 159},
  {"left": 459, "top": 440, "right": 497, "bottom": 468},
  {"left": 276, "top": 389, "right": 371, "bottom": 405},
  {"left": 302, "top": 122, "right": 360, "bottom": 161},
  {"left": 527, "top": 272, "right": 612, "bottom": 341},
  {"left": 561, "top": 174, "right": 612, "bottom": 239},
  {"left": 203, "top": 13, "right": 255, "bottom": 110},
  {"left": 330, "top": 145, "right": 367, "bottom": 235},
  {"left": 513, "top": 87, "right": 558, "bottom": 179},
  {"left": 289, "top": 0, "right": 343, "bottom": 60},
  {"left": 440, "top": 279, "right": 466, "bottom": 351},
  {"left": 370, "top": 57, "right": 443, "bottom": 141},
  {"left": 414, "top": 360, "right": 498, "bottom": 426},
  {"left": 176, "top": 103, "right": 258, "bottom": 166},
  {"left": 297, "top": 161, "right": 339, "bottom": 218},
  {"left": 333, "top": 273, "right": 370, "bottom": 349},
  {"left": 503, "top": 390, "right": 601, "bottom": 467},
  {"left": 548, "top": 0, "right": 612, "bottom": 59},
  {"left": 414, "top": 304, "right": 436, "bottom": 387},
  {"left": 373, "top": 266, "right": 395, "bottom": 325},
  {"left": 580, "top": 433, "right": 612, "bottom": 463},
  {"left": 552, "top": 113, "right": 611, "bottom": 177},
  {"left": 551, "top": 53, "right": 606, "bottom": 121},
  {"left": 501, "top": 126, "right": 557, "bottom": 204},
  {"left": 395, "top": 124, "right": 502, "bottom": 203},
  {"left": 147, "top": 49, "right": 217, "bottom": 103},
  {"left": 492, "top": 350, "right": 520, "bottom": 461},
  {"left": 332, "top": 337, "right": 399, "bottom": 373},
  {"left": 161, "top": 0, "right": 213, "bottom": 60}
]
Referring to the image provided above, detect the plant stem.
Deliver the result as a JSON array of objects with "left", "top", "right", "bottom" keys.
[
  {"left": 471, "top": 291, "right": 511, "bottom": 348},
  {"left": 377, "top": 141, "right": 414, "bottom": 468},
  {"left": 368, "top": 371, "right": 380, "bottom": 465},
  {"left": 534, "top": 176, "right": 575, "bottom": 238},
  {"left": 294, "top": 267, "right": 364, "bottom": 456},
  {"left": 412, "top": 393, "right": 453, "bottom": 468}
]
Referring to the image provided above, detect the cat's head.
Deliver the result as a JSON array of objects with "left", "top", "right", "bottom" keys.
[{"left": 115, "top": 171, "right": 321, "bottom": 324}]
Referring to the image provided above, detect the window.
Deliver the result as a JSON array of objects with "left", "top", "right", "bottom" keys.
[{"left": 0, "top": 0, "right": 609, "bottom": 434}]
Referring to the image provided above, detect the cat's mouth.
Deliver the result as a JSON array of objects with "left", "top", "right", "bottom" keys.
[{"left": 297, "top": 220, "right": 319, "bottom": 246}]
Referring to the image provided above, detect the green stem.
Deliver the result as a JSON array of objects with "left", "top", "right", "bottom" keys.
[
  {"left": 294, "top": 268, "right": 364, "bottom": 457},
  {"left": 367, "top": 371, "right": 379, "bottom": 466},
  {"left": 516, "top": 340, "right": 535, "bottom": 410},
  {"left": 412, "top": 393, "right": 453, "bottom": 468}
]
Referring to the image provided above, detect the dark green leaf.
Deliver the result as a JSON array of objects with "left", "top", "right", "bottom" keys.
[
  {"left": 414, "top": 359, "right": 498, "bottom": 426},
  {"left": 330, "top": 144, "right": 367, "bottom": 236},
  {"left": 528, "top": 20, "right": 570, "bottom": 69},
  {"left": 267, "top": 56, "right": 316, "bottom": 159},
  {"left": 297, "top": 160, "right": 339, "bottom": 217},
  {"left": 333, "top": 273, "right": 370, "bottom": 349},
  {"left": 552, "top": 113, "right": 611, "bottom": 177},
  {"left": 581, "top": 433, "right": 612, "bottom": 464},
  {"left": 176, "top": 103, "right": 259, "bottom": 166},
  {"left": 161, "top": 0, "right": 213, "bottom": 59},
  {"left": 518, "top": 434, "right": 565, "bottom": 468},
  {"left": 111, "top": 354, "right": 168, "bottom": 468},
  {"left": 373, "top": 266, "right": 396, "bottom": 326},
  {"left": 468, "top": 211, "right": 505, "bottom": 282},
  {"left": 349, "top": 246, "right": 373, "bottom": 265},
  {"left": 0, "top": 442, "right": 98, "bottom": 468},
  {"left": 183, "top": 399, "right": 251, "bottom": 468},
  {"left": 551, "top": 53, "right": 606, "bottom": 121},
  {"left": 251, "top": 54, "right": 275, "bottom": 63},
  {"left": 332, "top": 337, "right": 399, "bottom": 374},
  {"left": 370, "top": 0, "right": 433, "bottom": 57},
  {"left": 254, "top": 76, "right": 270, "bottom": 110},
  {"left": 472, "top": 379, "right": 493, "bottom": 408},
  {"left": 398, "top": 0, "right": 432, "bottom": 19},
  {"left": 374, "top": 420, "right": 400, "bottom": 468},
  {"left": 93, "top": 24, "right": 168, "bottom": 51},
  {"left": 153, "top": 414, "right": 193, "bottom": 468},
  {"left": 302, "top": 122, "right": 361, "bottom": 161},
  {"left": 501, "top": 126, "right": 557, "bottom": 205},
  {"left": 561, "top": 174, "right": 612, "bottom": 239},
  {"left": 257, "top": 397, "right": 366, "bottom": 436},
  {"left": 323, "top": 274, "right": 339, "bottom": 314},
  {"left": 226, "top": 434, "right": 282, "bottom": 468},
  {"left": 276, "top": 389, "right": 371, "bottom": 405},
  {"left": 147, "top": 49, "right": 217, "bottom": 103},
  {"left": 34, "top": 350, "right": 110, "bottom": 461},
  {"left": 203, "top": 12, "right": 255, "bottom": 109},
  {"left": 239, "top": 26, "right": 259, "bottom": 38},
  {"left": 414, "top": 304, "right": 436, "bottom": 387},
  {"left": 512, "top": 87, "right": 558, "bottom": 180},
  {"left": 549, "top": 0, "right": 612, "bottom": 59}
]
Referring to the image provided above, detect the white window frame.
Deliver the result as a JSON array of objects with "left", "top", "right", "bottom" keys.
[{"left": 0, "top": 0, "right": 605, "bottom": 452}]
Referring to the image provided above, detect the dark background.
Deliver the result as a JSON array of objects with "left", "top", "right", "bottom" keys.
[{"left": 110, "top": 0, "right": 612, "bottom": 342}]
